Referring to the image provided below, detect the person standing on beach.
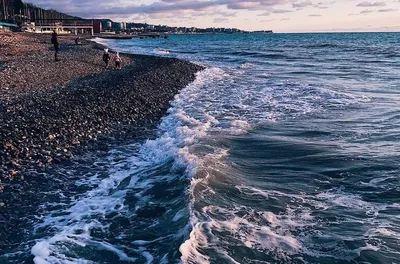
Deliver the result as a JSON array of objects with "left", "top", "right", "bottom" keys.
[
  {"left": 51, "top": 30, "right": 60, "bottom": 61},
  {"left": 75, "top": 37, "right": 81, "bottom": 45},
  {"left": 114, "top": 52, "right": 122, "bottom": 70},
  {"left": 103, "top": 49, "right": 111, "bottom": 69}
]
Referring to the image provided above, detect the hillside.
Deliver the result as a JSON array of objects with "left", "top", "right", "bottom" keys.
[{"left": 1, "top": 0, "right": 82, "bottom": 23}]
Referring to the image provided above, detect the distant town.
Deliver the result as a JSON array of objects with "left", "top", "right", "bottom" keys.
[
  {"left": 0, "top": 0, "right": 273, "bottom": 35},
  {"left": 93, "top": 20, "right": 273, "bottom": 35}
]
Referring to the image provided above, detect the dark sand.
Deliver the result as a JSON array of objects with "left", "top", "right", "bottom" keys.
[{"left": 0, "top": 32, "right": 204, "bottom": 254}]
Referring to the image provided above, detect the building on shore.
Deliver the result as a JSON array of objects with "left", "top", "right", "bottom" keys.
[
  {"left": 100, "top": 20, "right": 112, "bottom": 31},
  {"left": 93, "top": 21, "right": 102, "bottom": 34}
]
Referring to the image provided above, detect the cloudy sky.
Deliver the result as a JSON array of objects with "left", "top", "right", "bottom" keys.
[{"left": 29, "top": 0, "right": 400, "bottom": 32}]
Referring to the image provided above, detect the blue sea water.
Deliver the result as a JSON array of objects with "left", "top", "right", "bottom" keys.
[{"left": 4, "top": 32, "right": 400, "bottom": 264}]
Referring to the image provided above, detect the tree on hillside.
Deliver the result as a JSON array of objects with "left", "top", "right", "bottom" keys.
[{"left": 1, "top": 0, "right": 24, "bottom": 20}]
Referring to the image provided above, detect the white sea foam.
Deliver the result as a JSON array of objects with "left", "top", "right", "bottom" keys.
[
  {"left": 315, "top": 190, "right": 400, "bottom": 216},
  {"left": 228, "top": 185, "right": 400, "bottom": 261},
  {"left": 238, "top": 62, "right": 255, "bottom": 69},
  {"left": 31, "top": 241, "right": 50, "bottom": 264},
  {"left": 30, "top": 144, "right": 163, "bottom": 263},
  {"left": 179, "top": 223, "right": 211, "bottom": 264},
  {"left": 353, "top": 243, "right": 380, "bottom": 256},
  {"left": 181, "top": 201, "right": 306, "bottom": 262},
  {"left": 180, "top": 183, "right": 318, "bottom": 262},
  {"left": 365, "top": 227, "right": 399, "bottom": 238},
  {"left": 31, "top": 151, "right": 143, "bottom": 263},
  {"left": 154, "top": 48, "right": 171, "bottom": 55},
  {"left": 360, "top": 176, "right": 395, "bottom": 187}
]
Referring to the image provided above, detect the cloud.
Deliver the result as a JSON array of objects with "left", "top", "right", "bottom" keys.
[
  {"left": 292, "top": 0, "right": 313, "bottom": 8},
  {"left": 353, "top": 7, "right": 399, "bottom": 14},
  {"left": 29, "top": 0, "right": 296, "bottom": 17},
  {"left": 213, "top": 17, "right": 229, "bottom": 23},
  {"left": 308, "top": 14, "right": 322, "bottom": 16},
  {"left": 313, "top": 1, "right": 336, "bottom": 9},
  {"left": 257, "top": 11, "right": 271, "bottom": 16},
  {"left": 360, "top": 9, "right": 374, "bottom": 13},
  {"left": 271, "top": 8, "right": 293, "bottom": 13},
  {"left": 260, "top": 18, "right": 276, "bottom": 22},
  {"left": 378, "top": 8, "right": 398, "bottom": 12},
  {"left": 356, "top": 1, "right": 386, "bottom": 7}
]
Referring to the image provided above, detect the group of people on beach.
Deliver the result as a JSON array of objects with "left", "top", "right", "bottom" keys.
[
  {"left": 50, "top": 30, "right": 123, "bottom": 69},
  {"left": 102, "top": 49, "right": 122, "bottom": 69}
]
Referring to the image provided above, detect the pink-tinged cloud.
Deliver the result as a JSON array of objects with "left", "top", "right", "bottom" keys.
[
  {"left": 292, "top": 0, "right": 313, "bottom": 8},
  {"left": 360, "top": 9, "right": 374, "bottom": 13},
  {"left": 378, "top": 8, "right": 398, "bottom": 12},
  {"left": 356, "top": 1, "right": 386, "bottom": 7}
]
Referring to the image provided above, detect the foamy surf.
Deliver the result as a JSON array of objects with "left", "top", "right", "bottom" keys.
[
  {"left": 31, "top": 149, "right": 144, "bottom": 264},
  {"left": 154, "top": 48, "right": 171, "bottom": 55}
]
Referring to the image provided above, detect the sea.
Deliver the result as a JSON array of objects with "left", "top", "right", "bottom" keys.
[{"left": 2, "top": 32, "right": 400, "bottom": 264}]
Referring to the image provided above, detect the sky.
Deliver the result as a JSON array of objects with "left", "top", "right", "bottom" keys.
[{"left": 29, "top": 0, "right": 400, "bottom": 32}]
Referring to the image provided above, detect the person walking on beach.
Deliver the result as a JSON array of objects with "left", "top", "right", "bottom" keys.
[
  {"left": 51, "top": 30, "right": 60, "bottom": 61},
  {"left": 103, "top": 49, "right": 111, "bottom": 68},
  {"left": 114, "top": 52, "right": 122, "bottom": 70}
]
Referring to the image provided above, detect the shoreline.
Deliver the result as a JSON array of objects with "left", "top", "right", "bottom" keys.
[{"left": 0, "top": 32, "right": 204, "bottom": 254}]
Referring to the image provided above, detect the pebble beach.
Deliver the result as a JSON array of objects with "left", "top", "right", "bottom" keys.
[{"left": 0, "top": 32, "right": 204, "bottom": 253}]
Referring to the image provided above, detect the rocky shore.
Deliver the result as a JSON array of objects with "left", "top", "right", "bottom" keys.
[{"left": 0, "top": 33, "right": 204, "bottom": 255}]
